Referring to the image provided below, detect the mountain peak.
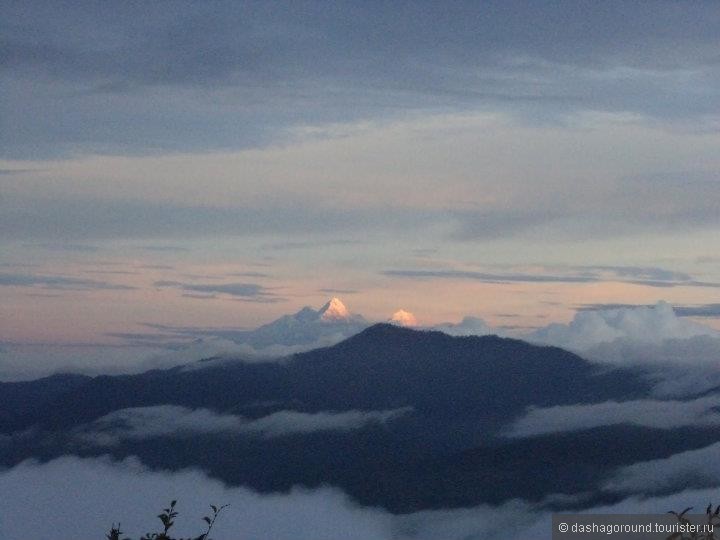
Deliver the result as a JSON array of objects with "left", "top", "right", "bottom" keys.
[
  {"left": 319, "top": 297, "right": 350, "bottom": 322},
  {"left": 389, "top": 309, "right": 418, "bottom": 327}
]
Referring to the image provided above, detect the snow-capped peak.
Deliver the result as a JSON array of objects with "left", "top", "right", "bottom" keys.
[
  {"left": 389, "top": 309, "right": 418, "bottom": 327},
  {"left": 319, "top": 297, "right": 351, "bottom": 322}
]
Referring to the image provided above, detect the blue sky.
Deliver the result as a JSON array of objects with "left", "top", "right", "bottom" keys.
[{"left": 1, "top": 0, "right": 719, "bottom": 346}]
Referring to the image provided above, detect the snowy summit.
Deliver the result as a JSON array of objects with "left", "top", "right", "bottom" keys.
[
  {"left": 389, "top": 309, "right": 418, "bottom": 327},
  {"left": 319, "top": 297, "right": 351, "bottom": 322}
]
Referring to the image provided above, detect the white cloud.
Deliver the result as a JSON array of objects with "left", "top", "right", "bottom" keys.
[
  {"left": 432, "top": 303, "right": 719, "bottom": 356},
  {"left": 75, "top": 406, "right": 413, "bottom": 446},
  {"left": 0, "top": 343, "right": 168, "bottom": 382},
  {"left": 604, "top": 442, "right": 720, "bottom": 495},
  {"left": 520, "top": 303, "right": 720, "bottom": 398},
  {"left": 584, "top": 335, "right": 720, "bottom": 398},
  {"left": 0, "top": 456, "right": 550, "bottom": 540},
  {"left": 0, "top": 456, "right": 394, "bottom": 540},
  {"left": 506, "top": 395, "right": 720, "bottom": 438},
  {"left": 432, "top": 316, "right": 495, "bottom": 337},
  {"left": 75, "top": 406, "right": 244, "bottom": 446},
  {"left": 0, "top": 334, "right": 346, "bottom": 382},
  {"left": 179, "top": 333, "right": 355, "bottom": 372},
  {"left": 527, "top": 301, "right": 718, "bottom": 351},
  {"left": 2, "top": 455, "right": 720, "bottom": 540},
  {"left": 240, "top": 408, "right": 413, "bottom": 438}
]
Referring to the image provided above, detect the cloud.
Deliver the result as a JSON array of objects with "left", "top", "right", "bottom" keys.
[
  {"left": 75, "top": 406, "right": 413, "bottom": 446},
  {"left": 506, "top": 395, "right": 720, "bottom": 438},
  {"left": 0, "top": 195, "right": 431, "bottom": 241},
  {"left": 0, "top": 272, "right": 134, "bottom": 291},
  {"left": 4, "top": 2, "right": 720, "bottom": 159},
  {"left": 576, "top": 303, "right": 656, "bottom": 312},
  {"left": 0, "top": 337, "right": 283, "bottom": 382},
  {"left": 447, "top": 170, "right": 720, "bottom": 242},
  {"left": 582, "top": 335, "right": 720, "bottom": 398},
  {"left": 0, "top": 455, "right": 550, "bottom": 540},
  {"left": 0, "top": 168, "right": 39, "bottom": 175},
  {"left": 240, "top": 301, "right": 717, "bottom": 362},
  {"left": 604, "top": 442, "right": 720, "bottom": 495},
  {"left": 432, "top": 316, "right": 494, "bottom": 337},
  {"left": 153, "top": 280, "right": 277, "bottom": 300},
  {"left": 104, "top": 332, "right": 194, "bottom": 346},
  {"left": 2, "top": 114, "right": 719, "bottom": 247},
  {"left": 176, "top": 336, "right": 357, "bottom": 367},
  {"left": 520, "top": 302, "right": 720, "bottom": 397},
  {"left": 181, "top": 293, "right": 218, "bottom": 300},
  {"left": 319, "top": 288, "right": 360, "bottom": 295},
  {"left": 0, "top": 456, "right": 395, "bottom": 540},
  {"left": 383, "top": 269, "right": 600, "bottom": 284},
  {"left": 24, "top": 242, "right": 101, "bottom": 253},
  {"left": 4, "top": 455, "right": 720, "bottom": 539},
  {"left": 527, "top": 302, "right": 718, "bottom": 351},
  {"left": 674, "top": 304, "right": 720, "bottom": 318},
  {"left": 3, "top": 3, "right": 720, "bottom": 253},
  {"left": 232, "top": 296, "right": 287, "bottom": 304},
  {"left": 0, "top": 343, "right": 163, "bottom": 382},
  {"left": 383, "top": 268, "right": 720, "bottom": 288},
  {"left": 228, "top": 271, "right": 271, "bottom": 278},
  {"left": 578, "top": 266, "right": 695, "bottom": 282},
  {"left": 83, "top": 269, "right": 138, "bottom": 276},
  {"left": 389, "top": 310, "right": 418, "bottom": 328},
  {"left": 3, "top": 300, "right": 716, "bottom": 391},
  {"left": 239, "top": 408, "right": 413, "bottom": 438},
  {"left": 136, "top": 245, "right": 191, "bottom": 252},
  {"left": 262, "top": 240, "right": 363, "bottom": 251},
  {"left": 0, "top": 332, "right": 357, "bottom": 382},
  {"left": 139, "top": 264, "right": 175, "bottom": 270},
  {"left": 76, "top": 406, "right": 244, "bottom": 446}
]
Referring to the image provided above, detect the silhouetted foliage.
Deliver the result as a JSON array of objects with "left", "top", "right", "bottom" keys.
[
  {"left": 666, "top": 503, "right": 720, "bottom": 539},
  {"left": 107, "top": 500, "right": 227, "bottom": 540}
]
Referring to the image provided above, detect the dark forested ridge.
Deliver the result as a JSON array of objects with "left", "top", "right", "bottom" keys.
[{"left": 3, "top": 324, "right": 712, "bottom": 513}]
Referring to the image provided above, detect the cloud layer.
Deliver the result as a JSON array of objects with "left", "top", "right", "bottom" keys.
[
  {"left": 604, "top": 441, "right": 720, "bottom": 495},
  {"left": 0, "top": 272, "right": 134, "bottom": 291},
  {"left": 528, "top": 301, "right": 718, "bottom": 351},
  {"left": 4, "top": 2, "right": 720, "bottom": 159},
  {"left": 154, "top": 280, "right": 280, "bottom": 302},
  {"left": 3, "top": 455, "right": 720, "bottom": 540},
  {"left": 432, "top": 316, "right": 494, "bottom": 337},
  {"left": 506, "top": 396, "right": 720, "bottom": 438},
  {"left": 75, "top": 405, "right": 413, "bottom": 446}
]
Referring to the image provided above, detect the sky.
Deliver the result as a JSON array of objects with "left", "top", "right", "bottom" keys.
[{"left": 2, "top": 0, "right": 720, "bottom": 355}]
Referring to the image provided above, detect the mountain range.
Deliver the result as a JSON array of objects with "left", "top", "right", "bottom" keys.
[
  {"left": 4, "top": 322, "right": 717, "bottom": 513},
  {"left": 162, "top": 297, "right": 495, "bottom": 357}
]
